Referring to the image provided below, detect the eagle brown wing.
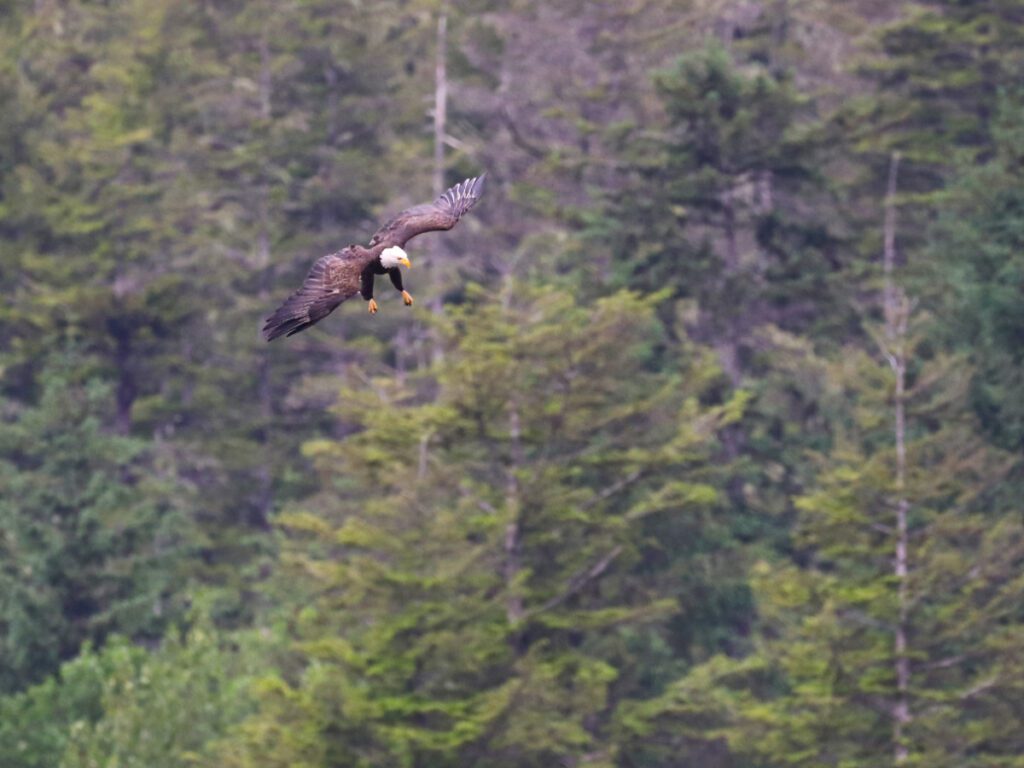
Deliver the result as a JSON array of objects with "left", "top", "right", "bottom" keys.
[
  {"left": 368, "top": 173, "right": 486, "bottom": 249},
  {"left": 262, "top": 247, "right": 368, "bottom": 341}
]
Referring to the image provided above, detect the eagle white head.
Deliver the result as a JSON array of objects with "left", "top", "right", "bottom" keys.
[{"left": 380, "top": 245, "right": 412, "bottom": 270}]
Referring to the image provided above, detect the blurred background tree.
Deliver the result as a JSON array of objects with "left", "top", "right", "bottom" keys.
[{"left": 0, "top": 1, "right": 1020, "bottom": 766}]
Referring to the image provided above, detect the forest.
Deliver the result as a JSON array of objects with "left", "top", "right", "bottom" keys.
[{"left": 1, "top": 0, "right": 1022, "bottom": 765}]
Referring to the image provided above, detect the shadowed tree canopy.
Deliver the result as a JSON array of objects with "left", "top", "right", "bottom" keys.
[{"left": 0, "top": 2, "right": 1021, "bottom": 767}]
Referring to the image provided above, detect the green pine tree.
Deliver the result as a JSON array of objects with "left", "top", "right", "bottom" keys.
[
  {"left": 0, "top": 354, "right": 195, "bottom": 692},
  {"left": 215, "top": 282, "right": 745, "bottom": 767}
]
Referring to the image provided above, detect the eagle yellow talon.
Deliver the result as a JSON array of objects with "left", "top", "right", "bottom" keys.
[
  {"left": 368, "top": 298, "right": 379, "bottom": 314},
  {"left": 402, "top": 290, "right": 414, "bottom": 306}
]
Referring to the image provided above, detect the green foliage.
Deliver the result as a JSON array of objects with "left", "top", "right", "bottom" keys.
[
  {"left": 596, "top": 43, "right": 850, "bottom": 629},
  {"left": 0, "top": 1, "right": 1021, "bottom": 766},
  {"left": 0, "top": 623, "right": 258, "bottom": 768},
  {"left": 927, "top": 93, "right": 1024, "bottom": 452},
  {"left": 748, "top": 354, "right": 1023, "bottom": 766},
  {"left": 61, "top": 625, "right": 259, "bottom": 768},
  {"left": 864, "top": 0, "right": 1024, "bottom": 165},
  {"left": 601, "top": 42, "right": 845, "bottom": 342},
  {"left": 0, "top": 642, "right": 113, "bottom": 768},
  {"left": 0, "top": 356, "right": 194, "bottom": 692},
  {"left": 639, "top": 339, "right": 1024, "bottom": 766},
  {"left": 214, "top": 284, "right": 743, "bottom": 767}
]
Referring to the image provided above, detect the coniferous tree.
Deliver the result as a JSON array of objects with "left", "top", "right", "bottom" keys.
[
  {"left": 0, "top": 355, "right": 194, "bottom": 692},
  {"left": 616, "top": 335, "right": 1024, "bottom": 766},
  {"left": 927, "top": 95, "right": 1024, "bottom": 456},
  {"left": 0, "top": 2, "right": 1021, "bottom": 765},
  {"left": 216, "top": 283, "right": 745, "bottom": 767},
  {"left": 61, "top": 625, "right": 259, "bottom": 768}
]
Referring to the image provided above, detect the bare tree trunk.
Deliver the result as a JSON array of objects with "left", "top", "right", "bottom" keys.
[
  {"left": 768, "top": 0, "right": 789, "bottom": 75},
  {"left": 883, "top": 153, "right": 900, "bottom": 336},
  {"left": 424, "top": 3, "right": 449, "bottom": 365},
  {"left": 433, "top": 6, "right": 448, "bottom": 201},
  {"left": 114, "top": 329, "right": 135, "bottom": 436},
  {"left": 255, "top": 222, "right": 273, "bottom": 529},
  {"left": 504, "top": 398, "right": 524, "bottom": 630},
  {"left": 883, "top": 151, "right": 911, "bottom": 763},
  {"left": 321, "top": 59, "right": 338, "bottom": 232},
  {"left": 714, "top": 185, "right": 742, "bottom": 389},
  {"left": 722, "top": 189, "right": 739, "bottom": 274},
  {"left": 253, "top": 29, "right": 274, "bottom": 529}
]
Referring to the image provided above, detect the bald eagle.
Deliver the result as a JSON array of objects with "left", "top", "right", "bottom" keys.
[{"left": 262, "top": 174, "right": 486, "bottom": 341}]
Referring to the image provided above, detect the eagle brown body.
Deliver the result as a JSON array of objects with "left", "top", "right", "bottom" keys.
[{"left": 262, "top": 174, "right": 486, "bottom": 341}]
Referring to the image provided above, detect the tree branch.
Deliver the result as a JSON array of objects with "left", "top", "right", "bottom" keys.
[
  {"left": 961, "top": 677, "right": 997, "bottom": 701},
  {"left": 523, "top": 545, "right": 623, "bottom": 620},
  {"left": 499, "top": 105, "right": 547, "bottom": 160},
  {"left": 581, "top": 469, "right": 643, "bottom": 511}
]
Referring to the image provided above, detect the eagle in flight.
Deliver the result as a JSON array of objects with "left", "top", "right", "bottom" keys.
[{"left": 262, "top": 174, "right": 486, "bottom": 341}]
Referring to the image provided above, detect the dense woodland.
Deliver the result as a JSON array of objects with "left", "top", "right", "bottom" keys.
[{"left": 1, "top": 0, "right": 1022, "bottom": 765}]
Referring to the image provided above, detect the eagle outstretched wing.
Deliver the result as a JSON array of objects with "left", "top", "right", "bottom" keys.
[
  {"left": 368, "top": 174, "right": 486, "bottom": 249},
  {"left": 262, "top": 249, "right": 364, "bottom": 341},
  {"left": 263, "top": 172, "right": 487, "bottom": 342}
]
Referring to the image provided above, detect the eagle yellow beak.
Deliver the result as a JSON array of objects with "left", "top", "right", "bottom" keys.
[{"left": 399, "top": 256, "right": 412, "bottom": 269}]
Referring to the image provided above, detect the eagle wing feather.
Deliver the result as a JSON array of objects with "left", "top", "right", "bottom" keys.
[
  {"left": 262, "top": 173, "right": 486, "bottom": 341},
  {"left": 262, "top": 248, "right": 366, "bottom": 341},
  {"left": 369, "top": 174, "right": 486, "bottom": 249}
]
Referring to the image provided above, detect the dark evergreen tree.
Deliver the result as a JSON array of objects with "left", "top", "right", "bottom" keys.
[
  {"left": 927, "top": 95, "right": 1024, "bottom": 455},
  {"left": 0, "top": 355, "right": 194, "bottom": 692}
]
